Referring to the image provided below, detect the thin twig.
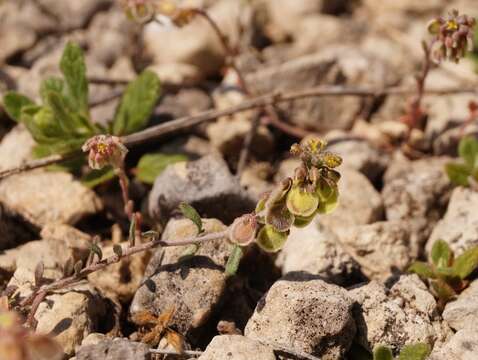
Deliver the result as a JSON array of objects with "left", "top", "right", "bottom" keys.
[
  {"left": 1, "top": 84, "right": 477, "bottom": 180},
  {"left": 20, "top": 231, "right": 228, "bottom": 312},
  {"left": 150, "top": 348, "right": 203, "bottom": 357}
]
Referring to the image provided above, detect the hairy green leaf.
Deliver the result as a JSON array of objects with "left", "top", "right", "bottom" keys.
[
  {"left": 40, "top": 77, "right": 64, "bottom": 104},
  {"left": 60, "top": 42, "right": 89, "bottom": 116},
  {"left": 3, "top": 92, "right": 35, "bottom": 121},
  {"left": 458, "top": 136, "right": 478, "bottom": 170},
  {"left": 408, "top": 261, "right": 436, "bottom": 279},
  {"left": 452, "top": 246, "right": 478, "bottom": 279},
  {"left": 398, "top": 343, "right": 431, "bottom": 360},
  {"left": 431, "top": 239, "right": 453, "bottom": 268},
  {"left": 373, "top": 345, "right": 393, "bottom": 360},
  {"left": 256, "top": 225, "right": 288, "bottom": 253},
  {"left": 136, "top": 153, "right": 187, "bottom": 184},
  {"left": 113, "top": 70, "right": 161, "bottom": 135},
  {"left": 179, "top": 203, "right": 203, "bottom": 234},
  {"left": 445, "top": 162, "right": 471, "bottom": 187},
  {"left": 225, "top": 245, "right": 243, "bottom": 277}
]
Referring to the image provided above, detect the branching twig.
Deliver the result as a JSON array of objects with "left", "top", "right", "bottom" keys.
[
  {"left": 1, "top": 84, "right": 477, "bottom": 180},
  {"left": 20, "top": 230, "right": 228, "bottom": 321}
]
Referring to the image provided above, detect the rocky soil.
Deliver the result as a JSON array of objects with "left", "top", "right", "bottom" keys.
[{"left": 1, "top": 0, "right": 478, "bottom": 359}]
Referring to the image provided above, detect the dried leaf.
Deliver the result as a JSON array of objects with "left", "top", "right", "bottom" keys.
[
  {"left": 165, "top": 329, "right": 184, "bottom": 354},
  {"left": 129, "top": 217, "right": 136, "bottom": 247},
  {"left": 63, "top": 257, "right": 75, "bottom": 277},
  {"left": 265, "top": 202, "right": 294, "bottom": 232},
  {"left": 73, "top": 260, "right": 83, "bottom": 276},
  {"left": 89, "top": 243, "right": 103, "bottom": 261},
  {"left": 113, "top": 244, "right": 123, "bottom": 257},
  {"left": 157, "top": 307, "right": 176, "bottom": 328},
  {"left": 131, "top": 310, "right": 158, "bottom": 326},
  {"left": 0, "top": 297, "right": 9, "bottom": 312}
]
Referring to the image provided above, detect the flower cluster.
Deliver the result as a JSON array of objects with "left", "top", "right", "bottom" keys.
[
  {"left": 120, "top": 0, "right": 196, "bottom": 26},
  {"left": 228, "top": 138, "right": 342, "bottom": 253},
  {"left": 428, "top": 9, "right": 476, "bottom": 63},
  {"left": 82, "top": 135, "right": 128, "bottom": 170}
]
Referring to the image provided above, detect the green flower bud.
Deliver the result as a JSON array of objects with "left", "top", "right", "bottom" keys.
[
  {"left": 256, "top": 225, "right": 289, "bottom": 253},
  {"left": 286, "top": 186, "right": 319, "bottom": 217}
]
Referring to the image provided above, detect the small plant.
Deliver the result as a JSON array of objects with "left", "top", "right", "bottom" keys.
[
  {"left": 373, "top": 343, "right": 431, "bottom": 360},
  {"left": 3, "top": 42, "right": 161, "bottom": 183},
  {"left": 228, "top": 138, "right": 341, "bottom": 253},
  {"left": 445, "top": 136, "right": 478, "bottom": 188},
  {"left": 409, "top": 239, "right": 478, "bottom": 305}
]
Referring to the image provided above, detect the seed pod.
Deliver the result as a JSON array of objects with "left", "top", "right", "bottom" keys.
[
  {"left": 317, "top": 185, "right": 339, "bottom": 214},
  {"left": 286, "top": 186, "right": 319, "bottom": 217},
  {"left": 228, "top": 214, "right": 257, "bottom": 246},
  {"left": 265, "top": 202, "right": 295, "bottom": 232},
  {"left": 256, "top": 225, "right": 289, "bottom": 253},
  {"left": 293, "top": 213, "right": 316, "bottom": 228}
]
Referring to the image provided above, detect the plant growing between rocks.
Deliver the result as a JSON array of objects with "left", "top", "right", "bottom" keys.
[
  {"left": 372, "top": 343, "right": 431, "bottom": 360},
  {"left": 409, "top": 239, "right": 478, "bottom": 306},
  {"left": 445, "top": 136, "right": 478, "bottom": 189}
]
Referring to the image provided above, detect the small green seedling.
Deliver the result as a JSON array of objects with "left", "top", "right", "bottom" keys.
[
  {"left": 3, "top": 42, "right": 161, "bottom": 184},
  {"left": 409, "top": 239, "right": 478, "bottom": 304},
  {"left": 373, "top": 343, "right": 430, "bottom": 360},
  {"left": 445, "top": 136, "right": 478, "bottom": 187}
]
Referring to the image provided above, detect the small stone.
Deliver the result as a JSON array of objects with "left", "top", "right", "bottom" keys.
[
  {"left": 428, "top": 328, "right": 478, "bottom": 360},
  {"left": 427, "top": 187, "right": 478, "bottom": 255},
  {"left": 0, "top": 170, "right": 103, "bottom": 229},
  {"left": 326, "top": 138, "right": 389, "bottom": 181},
  {"left": 382, "top": 157, "right": 452, "bottom": 235},
  {"left": 245, "top": 276, "right": 356, "bottom": 360},
  {"left": 443, "top": 280, "right": 478, "bottom": 331},
  {"left": 130, "top": 218, "right": 232, "bottom": 338},
  {"left": 148, "top": 155, "right": 255, "bottom": 224},
  {"left": 277, "top": 221, "right": 363, "bottom": 286},
  {"left": 338, "top": 220, "right": 426, "bottom": 280},
  {"left": 76, "top": 338, "right": 151, "bottom": 360},
  {"left": 198, "top": 335, "right": 275, "bottom": 360},
  {"left": 0, "top": 125, "right": 35, "bottom": 172},
  {"left": 349, "top": 275, "right": 452, "bottom": 353},
  {"left": 318, "top": 167, "right": 384, "bottom": 234}
]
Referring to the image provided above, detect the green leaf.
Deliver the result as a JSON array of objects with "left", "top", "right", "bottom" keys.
[
  {"left": 452, "top": 246, "right": 478, "bottom": 279},
  {"left": 179, "top": 203, "right": 203, "bottom": 234},
  {"left": 256, "top": 225, "right": 288, "bottom": 253},
  {"left": 81, "top": 167, "right": 117, "bottom": 188},
  {"left": 445, "top": 163, "right": 471, "bottom": 186},
  {"left": 3, "top": 92, "right": 35, "bottom": 122},
  {"left": 60, "top": 42, "right": 89, "bottom": 116},
  {"left": 112, "top": 70, "right": 161, "bottom": 135},
  {"left": 373, "top": 346, "right": 393, "bottom": 360},
  {"left": 458, "top": 136, "right": 478, "bottom": 170},
  {"left": 225, "top": 245, "right": 243, "bottom": 277},
  {"left": 430, "top": 279, "right": 456, "bottom": 302},
  {"left": 431, "top": 240, "right": 453, "bottom": 268},
  {"left": 398, "top": 343, "right": 431, "bottom": 360},
  {"left": 40, "top": 77, "right": 64, "bottom": 104},
  {"left": 136, "top": 153, "right": 187, "bottom": 184},
  {"left": 408, "top": 261, "right": 436, "bottom": 279}
]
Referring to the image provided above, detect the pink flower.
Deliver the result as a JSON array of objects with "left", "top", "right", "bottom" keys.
[{"left": 82, "top": 135, "right": 128, "bottom": 170}]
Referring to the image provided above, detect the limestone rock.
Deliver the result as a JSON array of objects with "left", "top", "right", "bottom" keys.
[
  {"left": 429, "top": 327, "right": 478, "bottom": 360},
  {"left": 148, "top": 155, "right": 255, "bottom": 224},
  {"left": 76, "top": 338, "right": 151, "bottom": 360},
  {"left": 198, "top": 335, "right": 275, "bottom": 360},
  {"left": 245, "top": 276, "right": 356, "bottom": 360},
  {"left": 277, "top": 221, "right": 363, "bottom": 286},
  {"left": 443, "top": 280, "right": 478, "bottom": 331},
  {"left": 427, "top": 187, "right": 478, "bottom": 255},
  {"left": 130, "top": 218, "right": 232, "bottom": 338},
  {"left": 349, "top": 275, "right": 451, "bottom": 353},
  {"left": 0, "top": 170, "right": 103, "bottom": 229}
]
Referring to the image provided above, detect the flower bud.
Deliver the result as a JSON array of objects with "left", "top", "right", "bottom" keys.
[
  {"left": 82, "top": 135, "right": 128, "bottom": 170},
  {"left": 228, "top": 214, "right": 257, "bottom": 246}
]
